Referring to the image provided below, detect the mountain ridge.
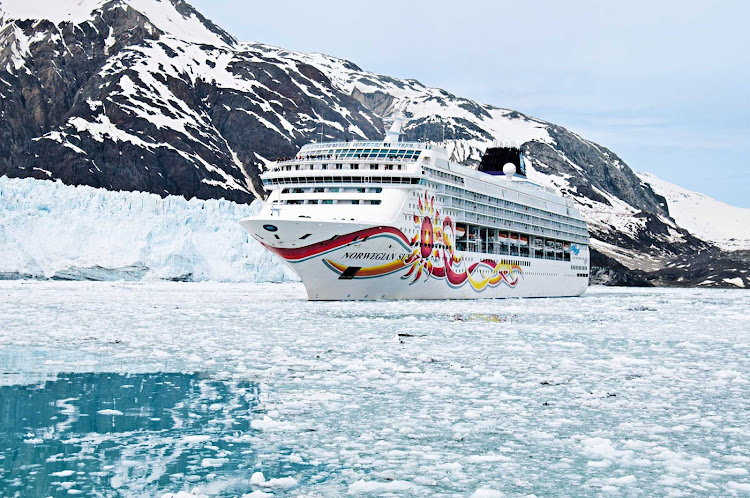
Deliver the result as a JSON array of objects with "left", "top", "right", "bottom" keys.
[{"left": 0, "top": 0, "right": 746, "bottom": 288}]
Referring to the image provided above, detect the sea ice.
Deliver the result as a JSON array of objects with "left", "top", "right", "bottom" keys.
[{"left": 0, "top": 282, "right": 748, "bottom": 496}]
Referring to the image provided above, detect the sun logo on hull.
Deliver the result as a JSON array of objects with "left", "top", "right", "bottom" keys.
[
  {"left": 400, "top": 190, "right": 523, "bottom": 289},
  {"left": 402, "top": 190, "right": 459, "bottom": 284}
]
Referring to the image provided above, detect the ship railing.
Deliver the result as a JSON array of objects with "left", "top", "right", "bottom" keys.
[
  {"left": 272, "top": 156, "right": 419, "bottom": 168},
  {"left": 262, "top": 176, "right": 419, "bottom": 186},
  {"left": 300, "top": 141, "right": 447, "bottom": 153}
]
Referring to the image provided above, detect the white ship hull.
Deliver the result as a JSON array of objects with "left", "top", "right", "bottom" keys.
[{"left": 240, "top": 217, "right": 589, "bottom": 301}]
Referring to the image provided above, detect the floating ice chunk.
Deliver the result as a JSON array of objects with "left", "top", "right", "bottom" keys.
[
  {"left": 23, "top": 438, "right": 43, "bottom": 444},
  {"left": 604, "top": 475, "right": 636, "bottom": 485},
  {"left": 241, "top": 492, "right": 273, "bottom": 498},
  {"left": 97, "top": 409, "right": 124, "bottom": 416},
  {"left": 728, "top": 481, "right": 750, "bottom": 492},
  {"left": 183, "top": 435, "right": 211, "bottom": 443},
  {"left": 479, "top": 372, "right": 508, "bottom": 384},
  {"left": 716, "top": 369, "right": 742, "bottom": 379},
  {"left": 50, "top": 470, "right": 76, "bottom": 477},
  {"left": 201, "top": 458, "right": 229, "bottom": 468},
  {"left": 471, "top": 488, "right": 505, "bottom": 497},
  {"left": 161, "top": 493, "right": 208, "bottom": 498},
  {"left": 468, "top": 454, "right": 512, "bottom": 463},
  {"left": 261, "top": 477, "right": 298, "bottom": 488},
  {"left": 725, "top": 468, "right": 749, "bottom": 476},
  {"left": 348, "top": 480, "right": 418, "bottom": 494},
  {"left": 579, "top": 437, "right": 622, "bottom": 460},
  {"left": 250, "top": 416, "right": 296, "bottom": 431},
  {"left": 249, "top": 472, "right": 298, "bottom": 489}
]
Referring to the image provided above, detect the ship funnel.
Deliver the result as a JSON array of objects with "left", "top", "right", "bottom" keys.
[{"left": 383, "top": 114, "right": 407, "bottom": 143}]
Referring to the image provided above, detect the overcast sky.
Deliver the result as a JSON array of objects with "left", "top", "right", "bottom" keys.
[{"left": 192, "top": 0, "right": 749, "bottom": 207}]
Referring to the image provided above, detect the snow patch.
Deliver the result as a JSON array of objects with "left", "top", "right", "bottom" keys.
[{"left": 639, "top": 172, "right": 750, "bottom": 250}]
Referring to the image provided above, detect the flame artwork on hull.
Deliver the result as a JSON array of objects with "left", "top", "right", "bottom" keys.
[{"left": 323, "top": 191, "right": 524, "bottom": 292}]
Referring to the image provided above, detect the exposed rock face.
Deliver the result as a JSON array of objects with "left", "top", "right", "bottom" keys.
[
  {"left": 0, "top": 0, "right": 746, "bottom": 287},
  {"left": 0, "top": 0, "right": 381, "bottom": 202}
]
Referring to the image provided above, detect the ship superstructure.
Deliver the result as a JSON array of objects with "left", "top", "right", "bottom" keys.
[{"left": 240, "top": 119, "right": 589, "bottom": 300}]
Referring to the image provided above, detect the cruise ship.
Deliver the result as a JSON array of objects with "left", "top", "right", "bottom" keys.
[{"left": 239, "top": 117, "right": 590, "bottom": 300}]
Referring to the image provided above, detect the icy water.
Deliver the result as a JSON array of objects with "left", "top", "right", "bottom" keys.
[{"left": 0, "top": 283, "right": 748, "bottom": 497}]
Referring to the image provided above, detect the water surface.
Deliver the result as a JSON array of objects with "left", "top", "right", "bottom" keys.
[{"left": 0, "top": 282, "right": 748, "bottom": 496}]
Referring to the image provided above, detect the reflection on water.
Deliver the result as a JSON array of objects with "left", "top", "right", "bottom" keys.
[{"left": 0, "top": 372, "right": 300, "bottom": 497}]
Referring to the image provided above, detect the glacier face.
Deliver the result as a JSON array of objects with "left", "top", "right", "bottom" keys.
[{"left": 0, "top": 176, "right": 294, "bottom": 282}]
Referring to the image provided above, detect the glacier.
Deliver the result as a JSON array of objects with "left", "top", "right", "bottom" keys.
[
  {"left": 0, "top": 282, "right": 748, "bottom": 496},
  {"left": 0, "top": 175, "right": 295, "bottom": 282}
]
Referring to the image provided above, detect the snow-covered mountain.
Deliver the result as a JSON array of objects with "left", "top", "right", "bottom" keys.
[
  {"left": 638, "top": 172, "right": 750, "bottom": 251},
  {"left": 0, "top": 0, "right": 746, "bottom": 288}
]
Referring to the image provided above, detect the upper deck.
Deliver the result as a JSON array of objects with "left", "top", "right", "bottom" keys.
[
  {"left": 299, "top": 140, "right": 447, "bottom": 154},
  {"left": 260, "top": 138, "right": 588, "bottom": 244}
]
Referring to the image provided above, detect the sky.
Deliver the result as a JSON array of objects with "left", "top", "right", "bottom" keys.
[{"left": 191, "top": 0, "right": 749, "bottom": 207}]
